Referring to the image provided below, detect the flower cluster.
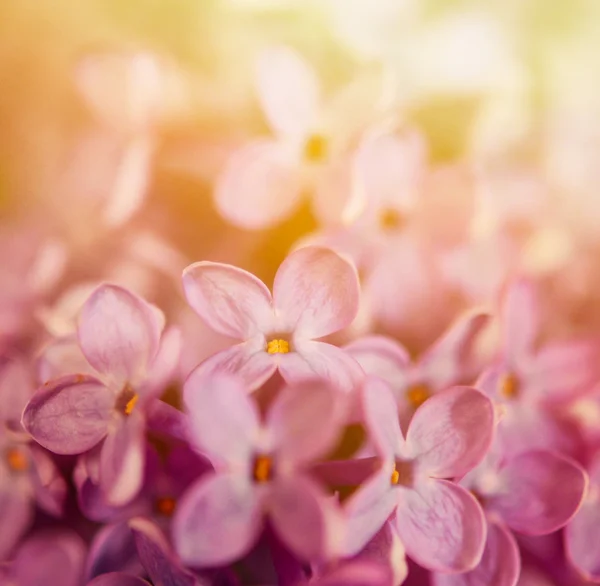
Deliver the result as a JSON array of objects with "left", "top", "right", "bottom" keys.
[{"left": 3, "top": 5, "right": 600, "bottom": 586}]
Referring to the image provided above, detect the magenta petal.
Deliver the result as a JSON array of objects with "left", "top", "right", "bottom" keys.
[
  {"left": 85, "top": 521, "right": 141, "bottom": 580},
  {"left": 269, "top": 476, "right": 343, "bottom": 562},
  {"left": 488, "top": 451, "right": 587, "bottom": 535},
  {"left": 406, "top": 386, "right": 494, "bottom": 479},
  {"left": 189, "top": 341, "right": 277, "bottom": 393},
  {"left": 173, "top": 473, "right": 262, "bottom": 567},
  {"left": 100, "top": 412, "right": 146, "bottom": 506},
  {"left": 313, "top": 561, "right": 393, "bottom": 586},
  {"left": 279, "top": 340, "right": 363, "bottom": 394},
  {"left": 29, "top": 444, "right": 67, "bottom": 516},
  {"left": 432, "top": 518, "right": 520, "bottom": 586},
  {"left": 419, "top": 312, "right": 491, "bottom": 390},
  {"left": 183, "top": 371, "right": 259, "bottom": 466},
  {"left": 267, "top": 381, "right": 343, "bottom": 467},
  {"left": 344, "top": 469, "right": 399, "bottom": 557},
  {"left": 273, "top": 246, "right": 360, "bottom": 339},
  {"left": 182, "top": 261, "right": 274, "bottom": 339},
  {"left": 87, "top": 574, "right": 150, "bottom": 586},
  {"left": 22, "top": 375, "right": 112, "bottom": 455},
  {"left": 0, "top": 487, "right": 32, "bottom": 560},
  {"left": 395, "top": 479, "right": 486, "bottom": 573},
  {"left": 78, "top": 284, "right": 161, "bottom": 384},
  {"left": 215, "top": 140, "right": 303, "bottom": 229},
  {"left": 129, "top": 517, "right": 198, "bottom": 586},
  {"left": 565, "top": 491, "right": 600, "bottom": 581}
]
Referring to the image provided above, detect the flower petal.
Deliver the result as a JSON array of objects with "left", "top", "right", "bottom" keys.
[
  {"left": 313, "top": 561, "right": 393, "bottom": 586},
  {"left": 183, "top": 370, "right": 260, "bottom": 466},
  {"left": 84, "top": 521, "right": 140, "bottom": 580},
  {"left": 255, "top": 45, "right": 320, "bottom": 139},
  {"left": 279, "top": 340, "right": 363, "bottom": 395},
  {"left": 419, "top": 312, "right": 491, "bottom": 391},
  {"left": 269, "top": 475, "right": 343, "bottom": 562},
  {"left": 432, "top": 517, "right": 520, "bottom": 586},
  {"left": 406, "top": 386, "right": 494, "bottom": 479},
  {"left": 37, "top": 336, "right": 96, "bottom": 383},
  {"left": 182, "top": 261, "right": 274, "bottom": 339},
  {"left": 78, "top": 284, "right": 161, "bottom": 385},
  {"left": 87, "top": 574, "right": 150, "bottom": 586},
  {"left": 488, "top": 451, "right": 587, "bottom": 535},
  {"left": 395, "top": 479, "right": 486, "bottom": 573},
  {"left": 22, "top": 375, "right": 112, "bottom": 455},
  {"left": 189, "top": 340, "right": 277, "bottom": 393},
  {"left": 501, "top": 279, "right": 538, "bottom": 364},
  {"left": 215, "top": 140, "right": 303, "bottom": 229},
  {"left": 29, "top": 444, "right": 67, "bottom": 516},
  {"left": 100, "top": 412, "right": 146, "bottom": 506},
  {"left": 565, "top": 492, "right": 600, "bottom": 581},
  {"left": 0, "top": 486, "right": 32, "bottom": 560},
  {"left": 273, "top": 246, "right": 360, "bottom": 339},
  {"left": 344, "top": 469, "right": 399, "bottom": 557},
  {"left": 0, "top": 356, "right": 35, "bottom": 432},
  {"left": 139, "top": 326, "right": 181, "bottom": 400},
  {"left": 173, "top": 473, "right": 262, "bottom": 567},
  {"left": 267, "top": 381, "right": 343, "bottom": 467}
]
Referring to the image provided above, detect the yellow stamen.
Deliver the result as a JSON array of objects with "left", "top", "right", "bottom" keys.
[
  {"left": 155, "top": 496, "right": 177, "bottom": 517},
  {"left": 406, "top": 383, "right": 431, "bottom": 409},
  {"left": 500, "top": 373, "right": 519, "bottom": 400},
  {"left": 6, "top": 447, "right": 29, "bottom": 472},
  {"left": 267, "top": 339, "right": 290, "bottom": 355},
  {"left": 391, "top": 466, "right": 400, "bottom": 486},
  {"left": 303, "top": 134, "right": 328, "bottom": 163},
  {"left": 379, "top": 208, "right": 405, "bottom": 232},
  {"left": 253, "top": 455, "right": 272, "bottom": 483},
  {"left": 124, "top": 393, "right": 139, "bottom": 415}
]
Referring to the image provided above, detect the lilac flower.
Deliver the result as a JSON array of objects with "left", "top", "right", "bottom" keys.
[
  {"left": 22, "top": 284, "right": 181, "bottom": 505},
  {"left": 173, "top": 373, "right": 345, "bottom": 566},
  {"left": 182, "top": 246, "right": 363, "bottom": 394},
  {"left": 309, "top": 561, "right": 393, "bottom": 586},
  {"left": 345, "top": 310, "right": 489, "bottom": 429},
  {"left": 434, "top": 449, "right": 587, "bottom": 586},
  {"left": 478, "top": 279, "right": 599, "bottom": 457},
  {"left": 87, "top": 574, "right": 151, "bottom": 586},
  {"left": 344, "top": 377, "right": 494, "bottom": 572}
]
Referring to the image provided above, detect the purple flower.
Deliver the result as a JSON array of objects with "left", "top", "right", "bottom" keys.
[
  {"left": 173, "top": 373, "right": 345, "bottom": 566},
  {"left": 87, "top": 574, "right": 151, "bottom": 586},
  {"left": 22, "top": 284, "right": 180, "bottom": 505},
  {"left": 344, "top": 377, "right": 494, "bottom": 572}
]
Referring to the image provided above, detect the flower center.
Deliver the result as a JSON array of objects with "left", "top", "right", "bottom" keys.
[
  {"left": 6, "top": 446, "right": 29, "bottom": 472},
  {"left": 379, "top": 208, "right": 406, "bottom": 232},
  {"left": 115, "top": 384, "right": 139, "bottom": 416},
  {"left": 499, "top": 373, "right": 519, "bottom": 400},
  {"left": 252, "top": 454, "right": 273, "bottom": 483},
  {"left": 390, "top": 460, "right": 413, "bottom": 487},
  {"left": 405, "top": 383, "right": 431, "bottom": 409},
  {"left": 154, "top": 496, "right": 177, "bottom": 517},
  {"left": 303, "top": 133, "right": 328, "bottom": 164},
  {"left": 266, "top": 339, "right": 290, "bottom": 355}
]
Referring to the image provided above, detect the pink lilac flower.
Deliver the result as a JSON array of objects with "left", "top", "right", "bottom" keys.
[
  {"left": 345, "top": 310, "right": 489, "bottom": 430},
  {"left": 434, "top": 449, "right": 587, "bottom": 586},
  {"left": 173, "top": 373, "right": 345, "bottom": 566},
  {"left": 22, "top": 284, "right": 181, "bottom": 505},
  {"left": 214, "top": 45, "right": 387, "bottom": 229},
  {"left": 344, "top": 377, "right": 494, "bottom": 572},
  {"left": 87, "top": 574, "right": 152, "bottom": 586},
  {"left": 0, "top": 357, "right": 66, "bottom": 560},
  {"left": 478, "top": 279, "right": 599, "bottom": 457},
  {"left": 182, "top": 246, "right": 363, "bottom": 394}
]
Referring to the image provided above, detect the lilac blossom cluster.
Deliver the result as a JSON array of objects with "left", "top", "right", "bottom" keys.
[{"left": 2, "top": 41, "right": 600, "bottom": 586}]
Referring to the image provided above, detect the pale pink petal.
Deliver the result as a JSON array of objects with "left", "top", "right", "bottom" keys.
[
  {"left": 360, "top": 375, "right": 403, "bottom": 458},
  {"left": 22, "top": 375, "right": 113, "bottom": 455},
  {"left": 279, "top": 340, "right": 363, "bottom": 394},
  {"left": 344, "top": 468, "right": 399, "bottom": 556},
  {"left": 37, "top": 336, "right": 96, "bottom": 383},
  {"left": 183, "top": 370, "right": 260, "bottom": 466},
  {"left": 395, "top": 479, "right": 486, "bottom": 572},
  {"left": 565, "top": 492, "right": 600, "bottom": 581},
  {"left": 78, "top": 284, "right": 161, "bottom": 385},
  {"left": 267, "top": 381, "right": 343, "bottom": 467},
  {"left": 100, "top": 412, "right": 146, "bottom": 506},
  {"left": 488, "top": 451, "right": 587, "bottom": 535},
  {"left": 173, "top": 473, "right": 262, "bottom": 567},
  {"left": 419, "top": 312, "right": 491, "bottom": 391},
  {"left": 0, "top": 356, "right": 35, "bottom": 431},
  {"left": 501, "top": 279, "right": 539, "bottom": 364},
  {"left": 255, "top": 45, "right": 320, "bottom": 139},
  {"left": 273, "top": 246, "right": 360, "bottom": 339},
  {"left": 432, "top": 518, "right": 520, "bottom": 586},
  {"left": 215, "top": 140, "right": 303, "bottom": 229},
  {"left": 406, "top": 386, "right": 494, "bottom": 478},
  {"left": 188, "top": 341, "right": 277, "bottom": 395},
  {"left": 182, "top": 261, "right": 274, "bottom": 339},
  {"left": 269, "top": 476, "right": 343, "bottom": 562},
  {"left": 139, "top": 326, "right": 181, "bottom": 400},
  {"left": 528, "top": 340, "right": 600, "bottom": 402},
  {"left": 344, "top": 335, "right": 411, "bottom": 394}
]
